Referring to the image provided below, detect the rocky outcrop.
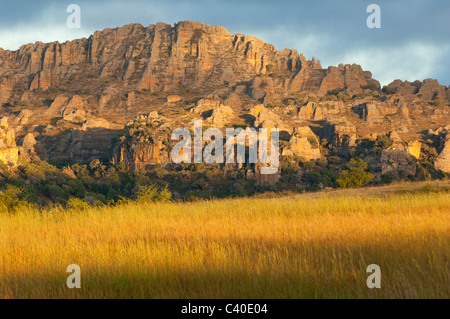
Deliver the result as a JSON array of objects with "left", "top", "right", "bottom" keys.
[
  {"left": 381, "top": 132, "right": 417, "bottom": 177},
  {"left": 114, "top": 139, "right": 164, "bottom": 172},
  {"left": 166, "top": 95, "right": 182, "bottom": 103},
  {"left": 386, "top": 78, "right": 449, "bottom": 101},
  {"left": 253, "top": 107, "right": 291, "bottom": 139},
  {"left": 325, "top": 121, "right": 357, "bottom": 148},
  {"left": 250, "top": 76, "right": 275, "bottom": 102},
  {"left": 297, "top": 102, "right": 317, "bottom": 121},
  {"left": 282, "top": 126, "right": 321, "bottom": 161},
  {"left": 407, "top": 140, "right": 421, "bottom": 159},
  {"left": 0, "top": 118, "right": 19, "bottom": 166},
  {"left": 0, "top": 20, "right": 448, "bottom": 182},
  {"left": 362, "top": 103, "right": 384, "bottom": 124},
  {"left": 192, "top": 98, "right": 221, "bottom": 114},
  {"left": 14, "top": 109, "right": 33, "bottom": 125},
  {"left": 206, "top": 104, "right": 234, "bottom": 127},
  {"left": 435, "top": 130, "right": 450, "bottom": 173},
  {"left": 43, "top": 95, "right": 69, "bottom": 117},
  {"left": 111, "top": 115, "right": 170, "bottom": 172},
  {"left": 254, "top": 108, "right": 283, "bottom": 128},
  {"left": 21, "top": 133, "right": 37, "bottom": 154},
  {"left": 297, "top": 101, "right": 346, "bottom": 122},
  {"left": 0, "top": 21, "right": 384, "bottom": 106},
  {"left": 81, "top": 118, "right": 111, "bottom": 131},
  {"left": 318, "top": 64, "right": 380, "bottom": 96},
  {"left": 0, "top": 78, "right": 13, "bottom": 104}
]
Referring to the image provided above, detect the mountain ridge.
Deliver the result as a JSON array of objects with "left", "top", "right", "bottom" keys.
[
  {"left": 0, "top": 21, "right": 448, "bottom": 95},
  {"left": 0, "top": 21, "right": 448, "bottom": 188}
]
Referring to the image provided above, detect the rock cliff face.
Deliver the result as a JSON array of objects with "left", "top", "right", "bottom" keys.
[
  {"left": 0, "top": 21, "right": 380, "bottom": 99},
  {"left": 381, "top": 132, "right": 418, "bottom": 177},
  {"left": 111, "top": 113, "right": 170, "bottom": 172},
  {"left": 387, "top": 79, "right": 449, "bottom": 100},
  {"left": 0, "top": 21, "right": 449, "bottom": 181},
  {"left": 435, "top": 128, "right": 450, "bottom": 173},
  {"left": 283, "top": 126, "right": 321, "bottom": 161},
  {"left": 0, "top": 118, "right": 19, "bottom": 166}
]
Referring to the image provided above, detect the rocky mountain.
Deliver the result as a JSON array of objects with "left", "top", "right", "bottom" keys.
[{"left": 0, "top": 21, "right": 449, "bottom": 185}]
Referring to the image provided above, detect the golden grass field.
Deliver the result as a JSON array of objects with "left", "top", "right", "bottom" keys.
[{"left": 0, "top": 181, "right": 449, "bottom": 299}]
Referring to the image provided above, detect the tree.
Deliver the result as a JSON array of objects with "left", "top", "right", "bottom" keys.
[
  {"left": 374, "top": 134, "right": 393, "bottom": 149},
  {"left": 134, "top": 184, "right": 172, "bottom": 203},
  {"left": 337, "top": 158, "right": 374, "bottom": 188},
  {"left": 0, "top": 185, "right": 31, "bottom": 213},
  {"left": 373, "top": 134, "right": 393, "bottom": 154}
]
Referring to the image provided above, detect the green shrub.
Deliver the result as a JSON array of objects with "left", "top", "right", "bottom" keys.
[
  {"left": 44, "top": 184, "right": 69, "bottom": 199},
  {"left": 0, "top": 185, "right": 31, "bottom": 213},
  {"left": 337, "top": 158, "right": 374, "bottom": 188},
  {"left": 158, "top": 186, "right": 173, "bottom": 202},
  {"left": 66, "top": 198, "right": 89, "bottom": 211},
  {"left": 307, "top": 137, "right": 319, "bottom": 149},
  {"left": 280, "top": 156, "right": 300, "bottom": 174},
  {"left": 302, "top": 161, "right": 315, "bottom": 170},
  {"left": 65, "top": 179, "right": 86, "bottom": 197},
  {"left": 364, "top": 82, "right": 380, "bottom": 90},
  {"left": 381, "top": 173, "right": 395, "bottom": 184},
  {"left": 303, "top": 168, "right": 337, "bottom": 190},
  {"left": 382, "top": 86, "right": 397, "bottom": 94},
  {"left": 134, "top": 184, "right": 172, "bottom": 203},
  {"left": 375, "top": 134, "right": 393, "bottom": 150}
]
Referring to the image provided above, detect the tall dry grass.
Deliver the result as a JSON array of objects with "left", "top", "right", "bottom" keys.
[{"left": 0, "top": 186, "right": 449, "bottom": 298}]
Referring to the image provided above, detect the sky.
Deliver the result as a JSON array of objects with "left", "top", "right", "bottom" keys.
[{"left": 0, "top": 0, "right": 449, "bottom": 86}]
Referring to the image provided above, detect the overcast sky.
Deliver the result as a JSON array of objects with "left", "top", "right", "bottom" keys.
[{"left": 0, "top": 0, "right": 449, "bottom": 86}]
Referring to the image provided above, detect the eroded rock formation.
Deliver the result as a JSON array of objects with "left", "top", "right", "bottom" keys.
[{"left": 0, "top": 20, "right": 448, "bottom": 183}]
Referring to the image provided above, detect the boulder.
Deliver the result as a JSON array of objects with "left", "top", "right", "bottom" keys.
[
  {"left": 21, "top": 133, "right": 37, "bottom": 154},
  {"left": 298, "top": 102, "right": 316, "bottom": 120},
  {"left": 283, "top": 126, "right": 321, "bottom": 161},
  {"left": 381, "top": 146, "right": 417, "bottom": 177},
  {"left": 62, "top": 95, "right": 85, "bottom": 122},
  {"left": 81, "top": 118, "right": 111, "bottom": 131},
  {"left": 63, "top": 107, "right": 86, "bottom": 123},
  {"left": 435, "top": 134, "right": 450, "bottom": 173},
  {"left": 407, "top": 140, "right": 421, "bottom": 159},
  {"left": 15, "top": 109, "right": 33, "bottom": 125},
  {"left": 44, "top": 95, "right": 69, "bottom": 117},
  {"left": 381, "top": 134, "right": 417, "bottom": 177},
  {"left": 206, "top": 104, "right": 234, "bottom": 127},
  {"left": 250, "top": 76, "right": 274, "bottom": 102},
  {"left": 166, "top": 95, "right": 182, "bottom": 103},
  {"left": 192, "top": 98, "right": 221, "bottom": 114}
]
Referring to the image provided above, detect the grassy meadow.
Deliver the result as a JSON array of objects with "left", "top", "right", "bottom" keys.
[{"left": 0, "top": 181, "right": 449, "bottom": 299}]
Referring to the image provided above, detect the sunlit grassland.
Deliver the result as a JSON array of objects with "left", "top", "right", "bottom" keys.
[{"left": 0, "top": 182, "right": 449, "bottom": 299}]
